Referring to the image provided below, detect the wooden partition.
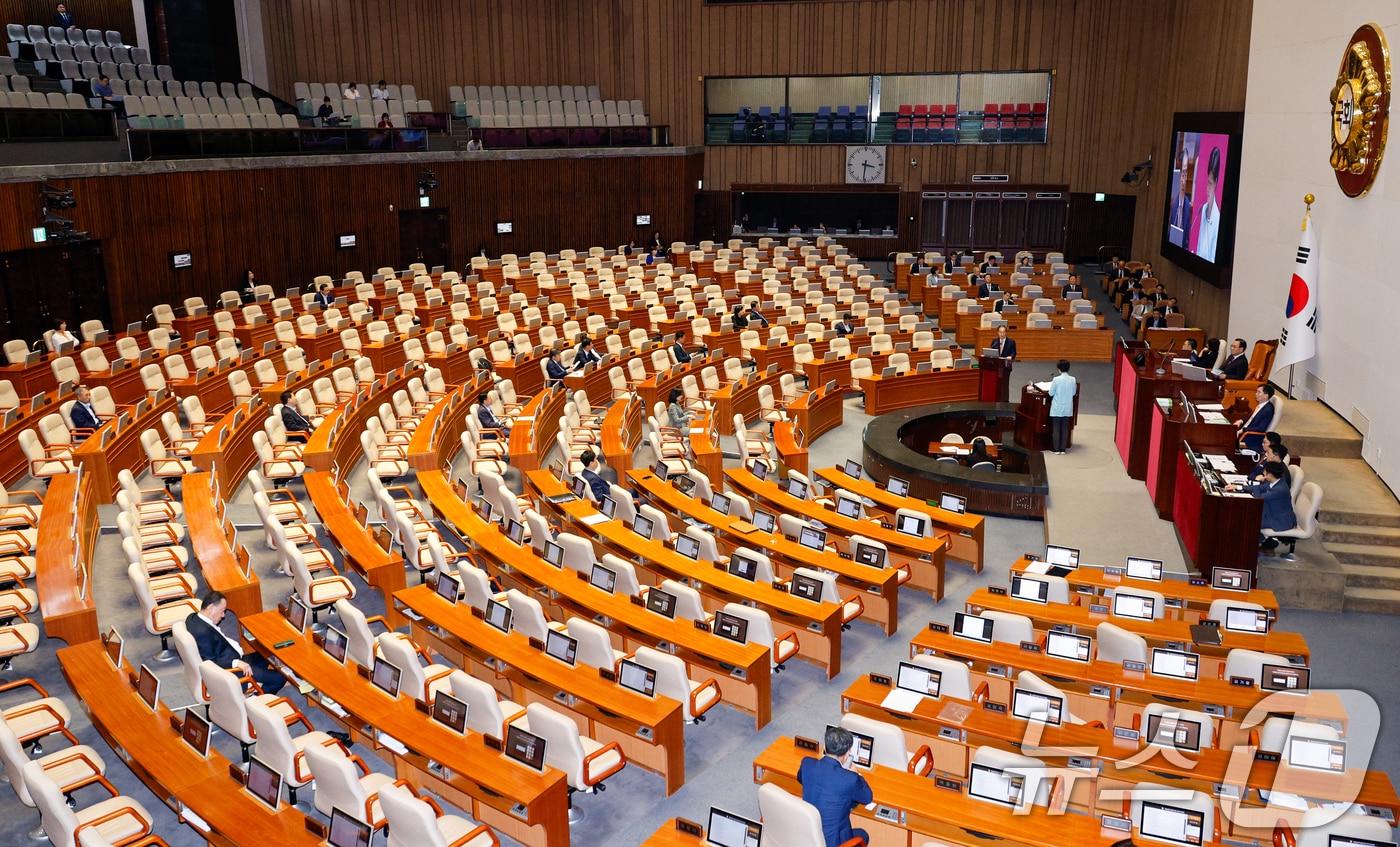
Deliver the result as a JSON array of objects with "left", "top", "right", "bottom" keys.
[{"left": 35, "top": 472, "right": 99, "bottom": 645}]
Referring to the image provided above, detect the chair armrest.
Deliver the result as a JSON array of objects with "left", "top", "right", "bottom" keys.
[
  {"left": 0, "top": 504, "right": 38, "bottom": 526},
  {"left": 689, "top": 677, "right": 722, "bottom": 717},
  {"left": 774, "top": 629, "right": 799, "bottom": 658},
  {"left": 0, "top": 677, "right": 46, "bottom": 697},
  {"left": 581, "top": 740, "right": 627, "bottom": 786},
  {"left": 5, "top": 489, "right": 43, "bottom": 505},
  {"left": 72, "top": 806, "right": 152, "bottom": 844},
  {"left": 347, "top": 752, "right": 373, "bottom": 777},
  {"left": 150, "top": 457, "right": 187, "bottom": 475},
  {"left": 56, "top": 769, "right": 121, "bottom": 797},
  {"left": 908, "top": 744, "right": 934, "bottom": 776},
  {"left": 364, "top": 615, "right": 391, "bottom": 633},
  {"left": 972, "top": 681, "right": 989, "bottom": 704},
  {"left": 837, "top": 837, "right": 867, "bottom": 847},
  {"left": 1273, "top": 818, "right": 1296, "bottom": 847},
  {"left": 840, "top": 593, "right": 865, "bottom": 624},
  {"left": 448, "top": 825, "right": 500, "bottom": 847}
]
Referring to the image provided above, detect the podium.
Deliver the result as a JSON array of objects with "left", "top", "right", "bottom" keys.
[
  {"left": 978, "top": 355, "right": 1013, "bottom": 402},
  {"left": 1014, "top": 384, "right": 1076, "bottom": 451},
  {"left": 1172, "top": 445, "right": 1264, "bottom": 578}
]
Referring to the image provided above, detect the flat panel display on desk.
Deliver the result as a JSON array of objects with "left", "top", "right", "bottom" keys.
[{"left": 1160, "top": 111, "right": 1245, "bottom": 287}]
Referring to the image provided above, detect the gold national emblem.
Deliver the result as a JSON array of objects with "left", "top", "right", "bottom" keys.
[{"left": 1330, "top": 23, "right": 1390, "bottom": 197}]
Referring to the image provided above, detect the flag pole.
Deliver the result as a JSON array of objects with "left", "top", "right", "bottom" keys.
[{"left": 1289, "top": 195, "right": 1313, "bottom": 399}]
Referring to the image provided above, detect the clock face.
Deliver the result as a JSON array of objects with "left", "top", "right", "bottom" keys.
[{"left": 845, "top": 145, "right": 887, "bottom": 184}]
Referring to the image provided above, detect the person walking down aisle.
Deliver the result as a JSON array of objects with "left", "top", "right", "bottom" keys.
[{"left": 1048, "top": 359, "right": 1077, "bottom": 454}]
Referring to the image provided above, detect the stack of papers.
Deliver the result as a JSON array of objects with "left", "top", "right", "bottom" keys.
[
  {"left": 1204, "top": 454, "right": 1237, "bottom": 472},
  {"left": 1220, "top": 474, "right": 1249, "bottom": 486},
  {"left": 1196, "top": 403, "right": 1225, "bottom": 411},
  {"left": 1200, "top": 411, "right": 1230, "bottom": 424},
  {"left": 580, "top": 513, "right": 609, "bottom": 526},
  {"left": 1034, "top": 381, "right": 1053, "bottom": 392},
  {"left": 880, "top": 688, "right": 925, "bottom": 713}
]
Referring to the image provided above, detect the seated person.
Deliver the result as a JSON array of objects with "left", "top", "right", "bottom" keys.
[
  {"left": 833, "top": 313, "right": 855, "bottom": 337},
  {"left": 966, "top": 440, "right": 993, "bottom": 468},
  {"left": 578, "top": 449, "right": 610, "bottom": 502},
  {"left": 186, "top": 591, "right": 286, "bottom": 695},
  {"left": 798, "top": 726, "right": 872, "bottom": 847},
  {"left": 92, "top": 74, "right": 125, "bottom": 118},
  {"left": 543, "top": 349, "right": 567, "bottom": 388},
  {"left": 477, "top": 391, "right": 511, "bottom": 438},
  {"left": 909, "top": 256, "right": 925, "bottom": 275},
  {"left": 279, "top": 391, "right": 313, "bottom": 442},
  {"left": 733, "top": 303, "right": 768, "bottom": 330},
  {"left": 974, "top": 275, "right": 994, "bottom": 299},
  {"left": 1062, "top": 274, "right": 1085, "bottom": 296},
  {"left": 316, "top": 96, "right": 343, "bottom": 125},
  {"left": 1247, "top": 461, "right": 1297, "bottom": 553},
  {"left": 1018, "top": 255, "right": 1034, "bottom": 271},
  {"left": 1147, "top": 283, "right": 1169, "bottom": 304},
  {"left": 671, "top": 328, "right": 703, "bottom": 364},
  {"left": 1236, "top": 384, "right": 1276, "bottom": 453},
  {"left": 993, "top": 289, "right": 1016, "bottom": 313},
  {"left": 343, "top": 82, "right": 363, "bottom": 100},
  {"left": 1218, "top": 338, "right": 1250, "bottom": 380},
  {"left": 1246, "top": 439, "right": 1288, "bottom": 483},
  {"left": 572, "top": 335, "right": 601, "bottom": 371},
  {"left": 314, "top": 283, "right": 335, "bottom": 309},
  {"left": 372, "top": 80, "right": 390, "bottom": 100},
  {"left": 69, "top": 385, "right": 101, "bottom": 435},
  {"left": 666, "top": 387, "right": 692, "bottom": 431}
]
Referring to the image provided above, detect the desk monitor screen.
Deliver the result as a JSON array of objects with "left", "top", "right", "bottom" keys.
[
  {"left": 1046, "top": 630, "right": 1092, "bottom": 663},
  {"left": 728, "top": 553, "right": 759, "bottom": 582},
  {"left": 835, "top": 496, "right": 862, "bottom": 519},
  {"left": 1045, "top": 545, "right": 1080, "bottom": 568},
  {"left": 752, "top": 461, "right": 768, "bottom": 482},
  {"left": 675, "top": 475, "right": 697, "bottom": 496},
  {"left": 245, "top": 757, "right": 283, "bottom": 812},
  {"left": 953, "top": 611, "right": 994, "bottom": 643},
  {"left": 799, "top": 526, "right": 826, "bottom": 551},
  {"left": 853, "top": 541, "right": 885, "bottom": 568},
  {"left": 590, "top": 564, "right": 617, "bottom": 594},
  {"left": 1011, "top": 687, "right": 1064, "bottom": 725},
  {"left": 896, "top": 661, "right": 941, "bottom": 697},
  {"left": 328, "top": 808, "right": 372, "bottom": 847},
  {"left": 646, "top": 587, "right": 677, "bottom": 618},
  {"left": 618, "top": 658, "right": 657, "bottom": 697},
  {"left": 485, "top": 598, "right": 513, "bottom": 634},
  {"left": 785, "top": 478, "right": 807, "bottom": 499},
  {"left": 599, "top": 495, "right": 618, "bottom": 519},
  {"left": 1140, "top": 801, "right": 1205, "bottom": 846},
  {"left": 654, "top": 460, "right": 671, "bottom": 481},
  {"left": 505, "top": 518, "right": 524, "bottom": 546},
  {"left": 706, "top": 807, "right": 762, "bottom": 847},
  {"left": 570, "top": 474, "right": 587, "bottom": 500},
  {"left": 1224, "top": 606, "right": 1270, "bottom": 634},
  {"left": 431, "top": 690, "right": 469, "bottom": 735},
  {"left": 887, "top": 476, "right": 910, "bottom": 497},
  {"left": 711, "top": 493, "right": 731, "bottom": 516},
  {"left": 323, "top": 626, "right": 348, "bottom": 664},
  {"left": 713, "top": 611, "right": 748, "bottom": 644},
  {"left": 843, "top": 460, "right": 862, "bottom": 478},
  {"left": 181, "top": 708, "right": 211, "bottom": 757},
  {"left": 940, "top": 493, "right": 967, "bottom": 514},
  {"left": 136, "top": 664, "right": 160, "bottom": 709},
  {"left": 1145, "top": 712, "right": 1203, "bottom": 753},
  {"left": 1113, "top": 593, "right": 1156, "bottom": 620},
  {"left": 1288, "top": 737, "right": 1346, "bottom": 773},
  {"left": 1261, "top": 663, "right": 1310, "bottom": 692},
  {"left": 1150, "top": 648, "right": 1200, "bottom": 681},
  {"left": 1126, "top": 557, "right": 1164, "bottom": 581},
  {"left": 504, "top": 725, "right": 547, "bottom": 771},
  {"left": 825, "top": 724, "right": 874, "bottom": 768},
  {"left": 102, "top": 627, "right": 124, "bottom": 668},
  {"left": 1211, "top": 567, "right": 1252, "bottom": 592},
  {"left": 790, "top": 572, "right": 823, "bottom": 602},
  {"left": 543, "top": 540, "right": 565, "bottom": 568},
  {"left": 544, "top": 629, "right": 578, "bottom": 666},
  {"left": 1010, "top": 575, "right": 1050, "bottom": 603},
  {"left": 370, "top": 657, "right": 402, "bottom": 697},
  {"left": 479, "top": 499, "right": 493, "bottom": 524},
  {"left": 896, "top": 514, "right": 926, "bottom": 538},
  {"left": 675, "top": 534, "right": 700, "bottom": 561},
  {"left": 632, "top": 514, "right": 655, "bottom": 540},
  {"left": 1327, "top": 839, "right": 1396, "bottom": 847},
  {"left": 753, "top": 510, "right": 777, "bottom": 534},
  {"left": 968, "top": 762, "right": 1026, "bottom": 809}
]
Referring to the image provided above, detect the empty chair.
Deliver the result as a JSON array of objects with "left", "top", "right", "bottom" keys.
[
  {"left": 448, "top": 670, "right": 526, "bottom": 739},
  {"left": 379, "top": 783, "right": 499, "bottom": 847},
  {"left": 1095, "top": 621, "right": 1148, "bottom": 665},
  {"left": 523, "top": 702, "right": 626, "bottom": 822},
  {"left": 376, "top": 631, "right": 452, "bottom": 704},
  {"left": 127, "top": 562, "right": 199, "bottom": 660},
  {"left": 23, "top": 760, "right": 155, "bottom": 847},
  {"left": 1015, "top": 670, "right": 1097, "bottom": 726},
  {"left": 632, "top": 645, "right": 720, "bottom": 724},
  {"left": 755, "top": 783, "right": 838, "bottom": 847},
  {"left": 303, "top": 742, "right": 395, "bottom": 830}
]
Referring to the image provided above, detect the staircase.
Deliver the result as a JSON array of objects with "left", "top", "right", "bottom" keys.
[{"left": 1322, "top": 509, "right": 1400, "bottom": 613}]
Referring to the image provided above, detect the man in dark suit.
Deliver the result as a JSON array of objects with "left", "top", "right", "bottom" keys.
[
  {"left": 186, "top": 591, "right": 286, "bottom": 695},
  {"left": 974, "top": 275, "right": 994, "bottom": 299},
  {"left": 798, "top": 726, "right": 872, "bottom": 847},
  {"left": 1062, "top": 274, "right": 1085, "bottom": 296},
  {"left": 1249, "top": 461, "right": 1297, "bottom": 552},
  {"left": 1246, "top": 440, "right": 1288, "bottom": 483},
  {"left": 69, "top": 385, "right": 101, "bottom": 435},
  {"left": 314, "top": 284, "right": 335, "bottom": 309},
  {"left": 1147, "top": 283, "right": 1168, "bottom": 304},
  {"left": 279, "top": 391, "right": 313, "bottom": 442},
  {"left": 477, "top": 391, "right": 511, "bottom": 437},
  {"left": 991, "top": 325, "right": 1016, "bottom": 362},
  {"left": 671, "top": 328, "right": 694, "bottom": 364},
  {"left": 543, "top": 349, "right": 568, "bottom": 388},
  {"left": 909, "top": 257, "right": 925, "bottom": 276},
  {"left": 1237, "top": 384, "right": 1276, "bottom": 453},
  {"left": 833, "top": 313, "right": 855, "bottom": 336},
  {"left": 572, "top": 336, "right": 601, "bottom": 371},
  {"left": 1218, "top": 338, "right": 1249, "bottom": 380},
  {"left": 993, "top": 290, "right": 1016, "bottom": 313},
  {"left": 54, "top": 3, "right": 76, "bottom": 28},
  {"left": 578, "top": 449, "right": 610, "bottom": 502}
]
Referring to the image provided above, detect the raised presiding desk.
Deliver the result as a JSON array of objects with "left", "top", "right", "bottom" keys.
[
  {"left": 968, "top": 325, "right": 1116, "bottom": 361},
  {"left": 239, "top": 610, "right": 572, "bottom": 847},
  {"left": 858, "top": 366, "right": 981, "bottom": 416},
  {"left": 1174, "top": 444, "right": 1267, "bottom": 579},
  {"left": 395, "top": 584, "right": 689, "bottom": 796},
  {"left": 58, "top": 641, "right": 324, "bottom": 846}
]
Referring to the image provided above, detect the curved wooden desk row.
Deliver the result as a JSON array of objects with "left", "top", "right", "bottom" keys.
[
  {"left": 811, "top": 466, "right": 984, "bottom": 573},
  {"left": 407, "top": 380, "right": 490, "bottom": 473},
  {"left": 837, "top": 675, "right": 1400, "bottom": 821},
  {"left": 59, "top": 641, "right": 325, "bottom": 846},
  {"left": 417, "top": 470, "right": 773, "bottom": 729},
  {"left": 1006, "top": 557, "right": 1279, "bottom": 618},
  {"left": 966, "top": 325, "right": 1117, "bottom": 362},
  {"left": 772, "top": 384, "right": 847, "bottom": 476},
  {"left": 508, "top": 387, "right": 568, "bottom": 473},
  {"left": 626, "top": 469, "right": 899, "bottom": 638},
  {"left": 961, "top": 587, "right": 1308, "bottom": 668},
  {"left": 183, "top": 471, "right": 261, "bottom": 620},
  {"left": 600, "top": 394, "right": 644, "bottom": 474},
  {"left": 908, "top": 628, "right": 1345, "bottom": 734},
  {"left": 724, "top": 468, "right": 950, "bottom": 600},
  {"left": 238, "top": 610, "right": 571, "bottom": 847},
  {"left": 35, "top": 470, "right": 99, "bottom": 645},
  {"left": 190, "top": 395, "right": 266, "bottom": 493},
  {"left": 301, "top": 365, "right": 421, "bottom": 474},
  {"left": 526, "top": 468, "right": 845, "bottom": 678},
  {"left": 858, "top": 366, "right": 983, "bottom": 416},
  {"left": 67, "top": 394, "right": 177, "bottom": 502},
  {"left": 394, "top": 584, "right": 689, "bottom": 796}
]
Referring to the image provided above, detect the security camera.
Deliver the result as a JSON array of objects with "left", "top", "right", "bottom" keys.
[
  {"left": 418, "top": 169, "right": 438, "bottom": 192},
  {"left": 40, "top": 182, "right": 76, "bottom": 210}
]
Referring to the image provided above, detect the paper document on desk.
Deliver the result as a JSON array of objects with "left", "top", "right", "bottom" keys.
[
  {"left": 1197, "top": 403, "right": 1225, "bottom": 411},
  {"left": 1220, "top": 474, "right": 1249, "bottom": 485},
  {"left": 1024, "top": 560, "right": 1051, "bottom": 575},
  {"left": 1034, "top": 381, "right": 1053, "bottom": 392},
  {"left": 1200, "top": 411, "right": 1230, "bottom": 424},
  {"left": 1204, "top": 454, "right": 1237, "bottom": 472},
  {"left": 880, "top": 688, "right": 926, "bottom": 713},
  {"left": 1222, "top": 491, "right": 1253, "bottom": 498},
  {"left": 580, "top": 513, "right": 610, "bottom": 526}
]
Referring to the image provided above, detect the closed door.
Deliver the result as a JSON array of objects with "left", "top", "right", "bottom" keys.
[
  {"left": 0, "top": 241, "right": 111, "bottom": 343},
  {"left": 398, "top": 208, "right": 451, "bottom": 270}
]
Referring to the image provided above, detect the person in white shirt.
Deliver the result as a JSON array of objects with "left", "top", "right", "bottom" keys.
[
  {"left": 1047, "top": 359, "right": 1077, "bottom": 454},
  {"left": 343, "top": 82, "right": 363, "bottom": 101},
  {"left": 372, "top": 79, "right": 390, "bottom": 101},
  {"left": 1195, "top": 146, "right": 1221, "bottom": 262}
]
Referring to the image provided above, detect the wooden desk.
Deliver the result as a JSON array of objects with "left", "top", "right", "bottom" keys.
[
  {"left": 361, "top": 338, "right": 410, "bottom": 376},
  {"left": 628, "top": 468, "right": 900, "bottom": 637},
  {"left": 600, "top": 394, "right": 643, "bottom": 473},
  {"left": 858, "top": 368, "right": 980, "bottom": 416},
  {"left": 527, "top": 469, "right": 844, "bottom": 680},
  {"left": 396, "top": 584, "right": 688, "bottom": 796},
  {"left": 969, "top": 325, "right": 1116, "bottom": 362},
  {"left": 295, "top": 330, "right": 344, "bottom": 364},
  {"left": 1007, "top": 557, "right": 1279, "bottom": 618},
  {"left": 81, "top": 360, "right": 148, "bottom": 406},
  {"left": 72, "top": 395, "right": 177, "bottom": 503},
  {"left": 171, "top": 314, "right": 216, "bottom": 340},
  {"left": 1147, "top": 397, "right": 1239, "bottom": 520},
  {"left": 639, "top": 821, "right": 705, "bottom": 846},
  {"left": 406, "top": 383, "right": 479, "bottom": 473},
  {"left": 302, "top": 368, "right": 418, "bottom": 474},
  {"left": 240, "top": 611, "right": 571, "bottom": 847},
  {"left": 1114, "top": 342, "right": 1226, "bottom": 480},
  {"left": 725, "top": 468, "right": 948, "bottom": 600},
  {"left": 190, "top": 398, "right": 264, "bottom": 491},
  {"left": 711, "top": 369, "right": 784, "bottom": 436},
  {"left": 233, "top": 321, "right": 277, "bottom": 352},
  {"left": 1173, "top": 446, "right": 1265, "bottom": 580},
  {"left": 35, "top": 472, "right": 98, "bottom": 644},
  {"left": 496, "top": 352, "right": 546, "bottom": 398},
  {"left": 304, "top": 470, "right": 407, "bottom": 628},
  {"left": 184, "top": 472, "right": 261, "bottom": 619},
  {"left": 59, "top": 641, "right": 324, "bottom": 847},
  {"left": 426, "top": 344, "right": 479, "bottom": 385},
  {"left": 508, "top": 387, "right": 566, "bottom": 473},
  {"left": 418, "top": 470, "right": 774, "bottom": 729},
  {"left": 811, "top": 466, "right": 984, "bottom": 573}
]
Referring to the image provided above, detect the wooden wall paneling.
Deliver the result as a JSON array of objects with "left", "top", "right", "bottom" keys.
[{"left": 0, "top": 0, "right": 135, "bottom": 41}]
